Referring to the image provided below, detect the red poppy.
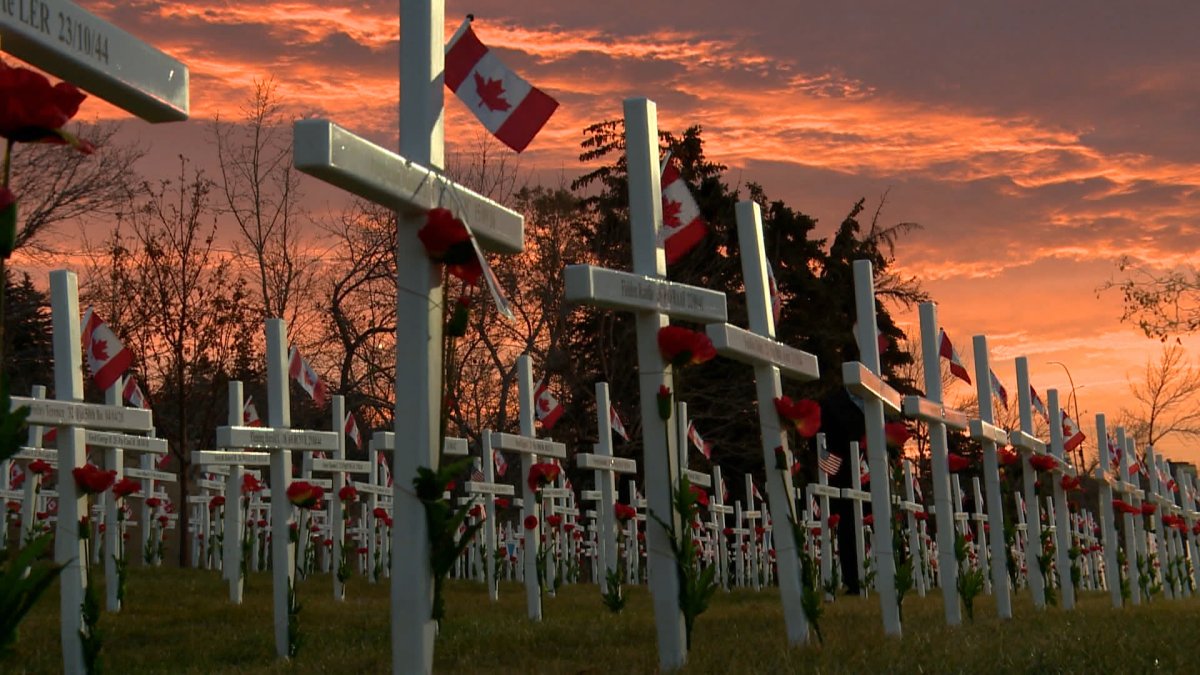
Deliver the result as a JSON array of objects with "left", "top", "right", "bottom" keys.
[
  {"left": 257, "top": 519, "right": 269, "bottom": 528},
  {"left": 158, "top": 515, "right": 169, "bottom": 526},
  {"left": 28, "top": 459, "right": 53, "bottom": 475},
  {"left": 242, "top": 473, "right": 264, "bottom": 494},
  {"left": 357, "top": 546, "right": 369, "bottom": 555},
  {"left": 523, "top": 514, "right": 539, "bottom": 530},
  {"left": 417, "top": 208, "right": 482, "bottom": 285},
  {"left": 863, "top": 514, "right": 875, "bottom": 527},
  {"left": 5, "top": 500, "right": 19, "bottom": 513},
  {"left": 1060, "top": 475, "right": 1082, "bottom": 492},
  {"left": 209, "top": 495, "right": 226, "bottom": 510},
  {"left": 527, "top": 462, "right": 561, "bottom": 493},
  {"left": 111, "top": 477, "right": 141, "bottom": 499},
  {"left": 446, "top": 480, "right": 456, "bottom": 491},
  {"left": 547, "top": 514, "right": 563, "bottom": 528},
  {"left": 564, "top": 523, "right": 576, "bottom": 533},
  {"left": 998, "top": 447, "right": 1020, "bottom": 467},
  {"left": 146, "top": 497, "right": 163, "bottom": 509},
  {"left": 827, "top": 514, "right": 841, "bottom": 529},
  {"left": 614, "top": 502, "right": 637, "bottom": 523},
  {"left": 72, "top": 463, "right": 117, "bottom": 495},
  {"left": 884, "top": 421, "right": 911, "bottom": 448},
  {"left": 372, "top": 507, "right": 389, "bottom": 519},
  {"left": 657, "top": 384, "right": 673, "bottom": 421},
  {"left": 338, "top": 484, "right": 358, "bottom": 503},
  {"left": 0, "top": 60, "right": 93, "bottom": 152},
  {"left": 810, "top": 527, "right": 822, "bottom": 536},
  {"left": 690, "top": 485, "right": 709, "bottom": 507},
  {"left": 947, "top": 453, "right": 971, "bottom": 473},
  {"left": 323, "top": 538, "right": 334, "bottom": 548},
  {"left": 914, "top": 511, "right": 928, "bottom": 521},
  {"left": 286, "top": 481, "right": 324, "bottom": 510},
  {"left": 657, "top": 325, "right": 717, "bottom": 368},
  {"left": 494, "top": 497, "right": 510, "bottom": 510},
  {"left": 1029, "top": 454, "right": 1058, "bottom": 472},
  {"left": 754, "top": 526, "right": 765, "bottom": 538},
  {"left": 1140, "top": 502, "right": 1156, "bottom": 517},
  {"left": 773, "top": 396, "right": 821, "bottom": 438}
]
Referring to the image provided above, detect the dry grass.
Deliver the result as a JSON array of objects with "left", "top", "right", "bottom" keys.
[{"left": 5, "top": 567, "right": 1197, "bottom": 673}]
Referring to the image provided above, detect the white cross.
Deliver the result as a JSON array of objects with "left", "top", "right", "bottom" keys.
[
  {"left": 289, "top": 5, "right": 527, "bottom": 670},
  {"left": 742, "top": 473, "right": 763, "bottom": 592},
  {"left": 562, "top": 98, "right": 728, "bottom": 669},
  {"left": 967, "top": 335, "right": 1012, "bottom": 618},
  {"left": 214, "top": 320, "right": 339, "bottom": 659},
  {"left": 472, "top": 432, "right": 516, "bottom": 601},
  {"left": 1114, "top": 427, "right": 1147, "bottom": 605},
  {"left": 574, "top": 381, "right": 637, "bottom": 599},
  {"left": 1143, "top": 447, "right": 1177, "bottom": 599},
  {"left": 1011, "top": 356, "right": 1049, "bottom": 608},
  {"left": 710, "top": 465, "right": 733, "bottom": 590},
  {"left": 970, "top": 476, "right": 992, "bottom": 594},
  {"left": 1044, "top": 388, "right": 1078, "bottom": 609},
  {"left": 491, "top": 354, "right": 566, "bottom": 620},
  {"left": 841, "top": 259, "right": 902, "bottom": 635},
  {"left": 900, "top": 302, "right": 968, "bottom": 625},
  {"left": 840, "top": 442, "right": 871, "bottom": 596},
  {"left": 702, "top": 199, "right": 817, "bottom": 641}
]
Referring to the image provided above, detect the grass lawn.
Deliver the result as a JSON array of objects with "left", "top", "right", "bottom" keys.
[{"left": 5, "top": 567, "right": 1196, "bottom": 673}]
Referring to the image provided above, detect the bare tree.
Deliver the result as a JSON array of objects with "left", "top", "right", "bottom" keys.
[
  {"left": 211, "top": 79, "right": 316, "bottom": 331},
  {"left": 1100, "top": 257, "right": 1200, "bottom": 340},
  {"left": 1119, "top": 343, "right": 1200, "bottom": 450}
]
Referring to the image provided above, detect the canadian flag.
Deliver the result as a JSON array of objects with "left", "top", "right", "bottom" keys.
[
  {"left": 751, "top": 481, "right": 763, "bottom": 503},
  {"left": 492, "top": 448, "right": 508, "bottom": 478},
  {"left": 609, "top": 404, "right": 629, "bottom": 441},
  {"left": 377, "top": 451, "right": 393, "bottom": 487},
  {"left": 859, "top": 449, "right": 870, "bottom": 486},
  {"left": 1060, "top": 411, "right": 1086, "bottom": 453},
  {"left": 988, "top": 368, "right": 1009, "bottom": 410},
  {"left": 122, "top": 376, "right": 150, "bottom": 409},
  {"left": 534, "top": 378, "right": 564, "bottom": 430},
  {"left": 1030, "top": 386, "right": 1049, "bottom": 422},
  {"left": 344, "top": 412, "right": 363, "bottom": 450},
  {"left": 82, "top": 306, "right": 132, "bottom": 390},
  {"left": 938, "top": 329, "right": 971, "bottom": 385},
  {"left": 242, "top": 397, "right": 263, "bottom": 427},
  {"left": 288, "top": 347, "right": 329, "bottom": 407},
  {"left": 659, "top": 158, "right": 708, "bottom": 265},
  {"left": 444, "top": 22, "right": 559, "bottom": 153},
  {"left": 686, "top": 421, "right": 712, "bottom": 460},
  {"left": 853, "top": 321, "right": 890, "bottom": 357}
]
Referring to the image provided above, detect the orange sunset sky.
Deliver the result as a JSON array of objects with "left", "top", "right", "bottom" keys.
[{"left": 11, "top": 2, "right": 1200, "bottom": 465}]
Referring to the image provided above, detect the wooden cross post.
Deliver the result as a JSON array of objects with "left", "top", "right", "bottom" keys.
[
  {"left": 898, "top": 459, "right": 926, "bottom": 597},
  {"left": 743, "top": 473, "right": 763, "bottom": 591},
  {"left": 575, "top": 384, "right": 638, "bottom": 599},
  {"left": 364, "top": 432, "right": 395, "bottom": 583},
  {"left": 900, "top": 302, "right": 967, "bottom": 624},
  {"left": 291, "top": 4, "right": 524, "bottom": 670},
  {"left": 491, "top": 354, "right": 567, "bottom": 620},
  {"left": 214, "top": 320, "right": 339, "bottom": 658},
  {"left": 307, "top": 395, "right": 371, "bottom": 601},
  {"left": 13, "top": 385, "right": 48, "bottom": 544},
  {"left": 191, "top": 439, "right": 270, "bottom": 604},
  {"left": 1011, "top": 356, "right": 1048, "bottom": 607},
  {"left": 1045, "top": 390, "right": 1077, "bottom": 609},
  {"left": 471, "top": 432, "right": 516, "bottom": 601},
  {"left": 563, "top": 98, "right": 728, "bottom": 669},
  {"left": 970, "top": 477, "right": 991, "bottom": 593},
  {"left": 702, "top": 199, "right": 818, "bottom": 641},
  {"left": 841, "top": 259, "right": 902, "bottom": 635},
  {"left": 8, "top": 272, "right": 152, "bottom": 673},
  {"left": 1115, "top": 428, "right": 1146, "bottom": 605},
  {"left": 968, "top": 335, "right": 1012, "bottom": 618},
  {"left": 710, "top": 465, "right": 733, "bottom": 590},
  {"left": 1144, "top": 447, "right": 1175, "bottom": 599}
]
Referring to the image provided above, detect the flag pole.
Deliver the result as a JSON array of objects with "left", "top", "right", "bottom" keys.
[{"left": 447, "top": 14, "right": 475, "bottom": 49}]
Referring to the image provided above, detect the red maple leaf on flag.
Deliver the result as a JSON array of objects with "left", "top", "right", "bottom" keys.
[
  {"left": 91, "top": 338, "right": 109, "bottom": 362},
  {"left": 474, "top": 73, "right": 511, "bottom": 112},
  {"left": 663, "top": 199, "right": 683, "bottom": 229}
]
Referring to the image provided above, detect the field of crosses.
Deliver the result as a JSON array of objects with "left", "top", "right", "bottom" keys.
[{"left": 3, "top": 1, "right": 1200, "bottom": 674}]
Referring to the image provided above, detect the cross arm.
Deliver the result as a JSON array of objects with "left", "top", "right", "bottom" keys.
[
  {"left": 968, "top": 419, "right": 1008, "bottom": 446},
  {"left": 841, "top": 362, "right": 902, "bottom": 412},
  {"left": 490, "top": 432, "right": 566, "bottom": 459},
  {"left": 1009, "top": 430, "right": 1046, "bottom": 455},
  {"left": 215, "top": 425, "right": 339, "bottom": 452},
  {"left": 901, "top": 395, "right": 968, "bottom": 430},
  {"left": 705, "top": 323, "right": 819, "bottom": 381},
  {"left": 563, "top": 265, "right": 728, "bottom": 324},
  {"left": 293, "top": 120, "right": 524, "bottom": 253},
  {"left": 575, "top": 453, "right": 637, "bottom": 474}
]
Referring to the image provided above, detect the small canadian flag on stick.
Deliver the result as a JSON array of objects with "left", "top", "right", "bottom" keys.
[
  {"left": 243, "top": 397, "right": 263, "bottom": 427},
  {"left": 344, "top": 412, "right": 363, "bottom": 450},
  {"left": 534, "top": 377, "right": 564, "bottom": 430},
  {"left": 445, "top": 18, "right": 559, "bottom": 153},
  {"left": 122, "top": 376, "right": 150, "bottom": 409},
  {"left": 82, "top": 306, "right": 132, "bottom": 391},
  {"left": 659, "top": 158, "right": 708, "bottom": 265},
  {"left": 288, "top": 347, "right": 329, "bottom": 407}
]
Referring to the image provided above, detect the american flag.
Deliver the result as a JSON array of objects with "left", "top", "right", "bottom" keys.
[
  {"left": 766, "top": 259, "right": 782, "bottom": 324},
  {"left": 470, "top": 459, "right": 485, "bottom": 483},
  {"left": 818, "top": 445, "right": 842, "bottom": 477}
]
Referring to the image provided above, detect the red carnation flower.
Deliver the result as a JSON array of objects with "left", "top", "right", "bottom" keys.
[
  {"left": 111, "top": 477, "right": 141, "bottom": 499},
  {"left": 527, "top": 462, "right": 561, "bottom": 493},
  {"left": 614, "top": 502, "right": 637, "bottom": 523},
  {"left": 146, "top": 497, "right": 163, "bottom": 509},
  {"left": 494, "top": 497, "right": 510, "bottom": 510},
  {"left": 28, "top": 459, "right": 53, "bottom": 475},
  {"left": 657, "top": 325, "right": 717, "bottom": 368},
  {"left": 373, "top": 507, "right": 389, "bottom": 519},
  {"left": 72, "top": 463, "right": 117, "bottom": 495},
  {"left": 947, "top": 453, "right": 971, "bottom": 473},
  {"left": 998, "top": 447, "right": 1020, "bottom": 467},
  {"left": 209, "top": 495, "right": 226, "bottom": 510},
  {"left": 242, "top": 473, "right": 264, "bottom": 494},
  {"left": 827, "top": 514, "right": 841, "bottom": 529},
  {"left": 863, "top": 514, "right": 875, "bottom": 527},
  {"left": 773, "top": 396, "right": 821, "bottom": 438},
  {"left": 657, "top": 384, "right": 673, "bottom": 421},
  {"left": 1029, "top": 454, "right": 1058, "bottom": 472},
  {"left": 547, "top": 514, "right": 563, "bottom": 528},
  {"left": 690, "top": 484, "right": 709, "bottom": 507},
  {"left": 722, "top": 527, "right": 734, "bottom": 537},
  {"left": 884, "top": 421, "right": 911, "bottom": 448},
  {"left": 1060, "top": 475, "right": 1082, "bottom": 492},
  {"left": 0, "top": 60, "right": 93, "bottom": 152},
  {"left": 417, "top": 207, "right": 482, "bottom": 285},
  {"left": 338, "top": 484, "right": 358, "bottom": 503},
  {"left": 286, "top": 481, "right": 324, "bottom": 510}
]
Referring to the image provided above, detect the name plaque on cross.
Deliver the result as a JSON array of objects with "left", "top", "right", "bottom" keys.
[
  {"left": 491, "top": 432, "right": 566, "bottom": 459},
  {"left": 0, "top": 0, "right": 188, "bottom": 121},
  {"left": 564, "top": 265, "right": 728, "bottom": 324},
  {"left": 192, "top": 451, "right": 272, "bottom": 467},
  {"left": 442, "top": 437, "right": 469, "bottom": 456},
  {"left": 465, "top": 481, "right": 516, "bottom": 496},
  {"left": 11, "top": 396, "right": 152, "bottom": 432},
  {"left": 809, "top": 484, "right": 841, "bottom": 499},
  {"left": 683, "top": 469, "right": 712, "bottom": 488},
  {"left": 311, "top": 458, "right": 372, "bottom": 474},
  {"left": 576, "top": 453, "right": 637, "bottom": 474},
  {"left": 124, "top": 467, "right": 175, "bottom": 483},
  {"left": 353, "top": 481, "right": 390, "bottom": 497},
  {"left": 581, "top": 490, "right": 602, "bottom": 501},
  {"left": 539, "top": 487, "right": 571, "bottom": 499},
  {"left": 83, "top": 430, "right": 169, "bottom": 453},
  {"left": 705, "top": 323, "right": 818, "bottom": 381},
  {"left": 13, "top": 447, "right": 56, "bottom": 461},
  {"left": 196, "top": 479, "right": 224, "bottom": 491},
  {"left": 293, "top": 120, "right": 522, "bottom": 253},
  {"left": 216, "top": 426, "right": 339, "bottom": 452}
]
